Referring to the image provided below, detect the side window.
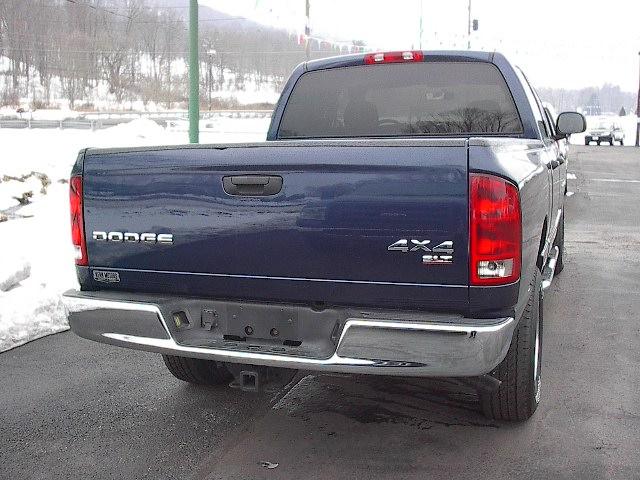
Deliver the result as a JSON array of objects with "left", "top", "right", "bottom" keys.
[
  {"left": 530, "top": 87, "right": 552, "bottom": 139},
  {"left": 543, "top": 107, "right": 557, "bottom": 137},
  {"left": 533, "top": 94, "right": 553, "bottom": 139},
  {"left": 514, "top": 67, "right": 550, "bottom": 140}
]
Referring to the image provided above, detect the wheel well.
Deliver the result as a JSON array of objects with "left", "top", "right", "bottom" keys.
[{"left": 536, "top": 218, "right": 548, "bottom": 271}]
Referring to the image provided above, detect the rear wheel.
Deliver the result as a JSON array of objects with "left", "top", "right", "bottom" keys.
[
  {"left": 609, "top": 138, "right": 614, "bottom": 146},
  {"left": 162, "top": 355, "right": 233, "bottom": 385},
  {"left": 480, "top": 269, "right": 542, "bottom": 421},
  {"left": 621, "top": 139, "right": 624, "bottom": 146},
  {"left": 597, "top": 141, "right": 601, "bottom": 146},
  {"left": 584, "top": 139, "right": 590, "bottom": 145}
]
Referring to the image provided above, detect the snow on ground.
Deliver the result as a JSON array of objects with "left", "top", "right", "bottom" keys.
[
  {"left": 0, "top": 117, "right": 269, "bottom": 352},
  {"left": 0, "top": 183, "right": 75, "bottom": 351},
  {"left": 0, "top": 107, "right": 82, "bottom": 121},
  {"left": 0, "top": 254, "right": 30, "bottom": 292}
]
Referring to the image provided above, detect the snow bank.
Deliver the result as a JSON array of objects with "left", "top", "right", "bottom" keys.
[
  {"left": 100, "top": 117, "right": 166, "bottom": 141},
  {"left": 0, "top": 255, "right": 31, "bottom": 292},
  {"left": 0, "top": 280, "right": 69, "bottom": 351},
  {"left": 0, "top": 117, "right": 269, "bottom": 352},
  {"left": 0, "top": 257, "right": 30, "bottom": 292},
  {"left": 0, "top": 183, "right": 77, "bottom": 351}
]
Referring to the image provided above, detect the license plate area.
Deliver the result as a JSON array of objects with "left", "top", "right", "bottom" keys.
[
  {"left": 163, "top": 299, "right": 342, "bottom": 359},
  {"left": 223, "top": 304, "right": 299, "bottom": 342}
]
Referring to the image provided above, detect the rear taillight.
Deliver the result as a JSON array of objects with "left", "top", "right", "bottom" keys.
[
  {"left": 364, "top": 50, "right": 424, "bottom": 65},
  {"left": 469, "top": 173, "right": 521, "bottom": 286},
  {"left": 70, "top": 175, "right": 87, "bottom": 266}
]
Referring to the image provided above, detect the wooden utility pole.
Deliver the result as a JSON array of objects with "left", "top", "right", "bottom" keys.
[
  {"left": 467, "top": 0, "right": 471, "bottom": 50},
  {"left": 305, "top": 0, "right": 311, "bottom": 60},
  {"left": 636, "top": 51, "right": 640, "bottom": 147},
  {"left": 419, "top": 0, "right": 423, "bottom": 50}
]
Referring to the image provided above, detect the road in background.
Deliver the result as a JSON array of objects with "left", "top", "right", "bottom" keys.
[
  {"left": 0, "top": 110, "right": 272, "bottom": 131},
  {"left": 1, "top": 146, "right": 639, "bottom": 479}
]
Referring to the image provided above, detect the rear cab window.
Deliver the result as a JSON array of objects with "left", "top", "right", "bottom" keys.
[{"left": 277, "top": 62, "right": 523, "bottom": 139}]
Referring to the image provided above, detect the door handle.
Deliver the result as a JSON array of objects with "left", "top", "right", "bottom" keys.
[{"left": 222, "top": 175, "right": 283, "bottom": 196}]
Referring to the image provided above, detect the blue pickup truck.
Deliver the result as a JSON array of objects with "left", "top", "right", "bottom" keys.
[{"left": 64, "top": 51, "right": 585, "bottom": 421}]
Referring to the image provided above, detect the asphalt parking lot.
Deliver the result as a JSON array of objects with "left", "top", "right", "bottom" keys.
[{"left": 1, "top": 145, "right": 639, "bottom": 480}]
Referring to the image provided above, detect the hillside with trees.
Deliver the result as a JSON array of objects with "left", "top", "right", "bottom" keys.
[
  {"left": 538, "top": 84, "right": 637, "bottom": 116},
  {"left": 1, "top": 1, "right": 637, "bottom": 114},
  {"left": 0, "top": 0, "right": 358, "bottom": 110}
]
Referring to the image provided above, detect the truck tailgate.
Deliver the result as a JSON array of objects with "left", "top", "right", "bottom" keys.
[{"left": 82, "top": 140, "right": 469, "bottom": 311}]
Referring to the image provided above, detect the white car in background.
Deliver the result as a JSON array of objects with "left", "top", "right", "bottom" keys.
[{"left": 585, "top": 120, "right": 625, "bottom": 146}]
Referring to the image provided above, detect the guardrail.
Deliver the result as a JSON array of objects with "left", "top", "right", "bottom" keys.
[
  {"left": 0, "top": 110, "right": 273, "bottom": 130},
  {"left": 81, "top": 109, "right": 272, "bottom": 120},
  {"left": 0, "top": 119, "right": 103, "bottom": 130}
]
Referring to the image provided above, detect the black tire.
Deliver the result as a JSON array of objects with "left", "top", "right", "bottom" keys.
[
  {"left": 609, "top": 138, "right": 614, "bottom": 146},
  {"left": 553, "top": 212, "right": 565, "bottom": 275},
  {"left": 620, "top": 139, "right": 624, "bottom": 146},
  {"left": 584, "top": 139, "right": 590, "bottom": 145},
  {"left": 597, "top": 141, "right": 601, "bottom": 146},
  {"left": 480, "top": 269, "right": 542, "bottom": 421},
  {"left": 162, "top": 355, "right": 233, "bottom": 385}
]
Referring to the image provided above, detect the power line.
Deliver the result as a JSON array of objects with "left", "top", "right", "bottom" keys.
[
  {"left": 1, "top": 47, "right": 312, "bottom": 55},
  {"left": 33, "top": 3, "right": 251, "bottom": 24},
  {"left": 12, "top": 16, "right": 250, "bottom": 26},
  {"left": 64, "top": 0, "right": 132, "bottom": 19}
]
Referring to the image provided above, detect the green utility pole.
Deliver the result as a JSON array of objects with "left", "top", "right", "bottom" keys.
[{"left": 189, "top": 0, "right": 199, "bottom": 144}]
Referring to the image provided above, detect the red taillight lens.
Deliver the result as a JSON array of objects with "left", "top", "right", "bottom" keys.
[
  {"left": 364, "top": 50, "right": 424, "bottom": 65},
  {"left": 470, "top": 173, "right": 521, "bottom": 286},
  {"left": 70, "top": 175, "right": 88, "bottom": 266}
]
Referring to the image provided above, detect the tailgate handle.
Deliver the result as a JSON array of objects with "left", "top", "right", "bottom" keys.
[{"left": 223, "top": 175, "right": 283, "bottom": 196}]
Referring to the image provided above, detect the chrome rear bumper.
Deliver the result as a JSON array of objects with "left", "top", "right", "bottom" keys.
[{"left": 63, "top": 290, "right": 515, "bottom": 377}]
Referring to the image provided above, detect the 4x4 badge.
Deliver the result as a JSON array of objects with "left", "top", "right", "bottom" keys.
[{"left": 387, "top": 239, "right": 453, "bottom": 264}]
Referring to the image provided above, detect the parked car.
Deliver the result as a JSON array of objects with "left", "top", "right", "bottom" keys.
[
  {"left": 585, "top": 120, "right": 625, "bottom": 145},
  {"left": 63, "top": 51, "right": 585, "bottom": 421}
]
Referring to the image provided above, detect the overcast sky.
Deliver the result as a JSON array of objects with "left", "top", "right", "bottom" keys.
[{"left": 200, "top": 0, "right": 640, "bottom": 92}]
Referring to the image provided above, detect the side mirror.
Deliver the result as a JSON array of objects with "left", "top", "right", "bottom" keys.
[{"left": 556, "top": 112, "right": 586, "bottom": 136}]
